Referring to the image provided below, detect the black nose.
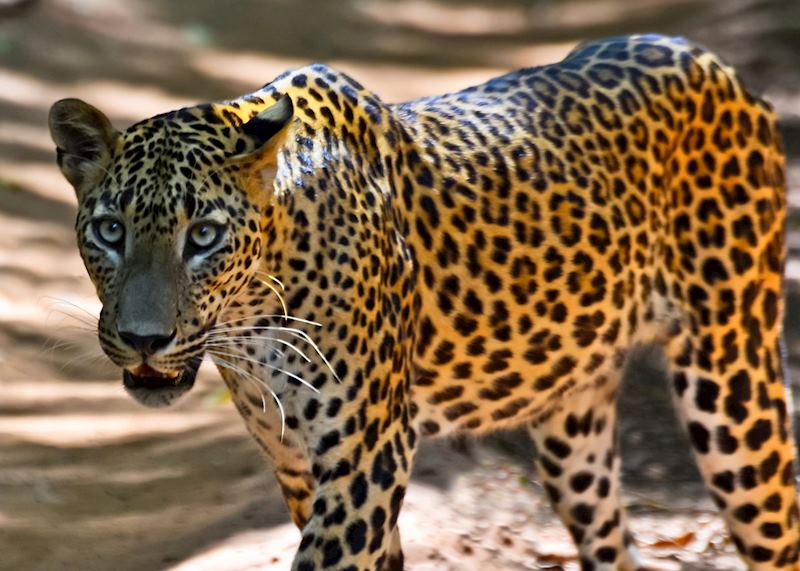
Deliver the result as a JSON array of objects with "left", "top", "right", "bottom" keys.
[{"left": 118, "top": 330, "right": 176, "bottom": 355}]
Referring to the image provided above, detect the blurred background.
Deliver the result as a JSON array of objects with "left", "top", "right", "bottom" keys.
[{"left": 1, "top": 0, "right": 799, "bottom": 569}]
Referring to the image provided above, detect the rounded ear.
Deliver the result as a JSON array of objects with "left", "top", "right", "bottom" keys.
[
  {"left": 48, "top": 98, "right": 119, "bottom": 190},
  {"left": 229, "top": 94, "right": 294, "bottom": 160}
]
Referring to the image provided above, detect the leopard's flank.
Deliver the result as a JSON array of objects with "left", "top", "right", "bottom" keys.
[{"left": 50, "top": 35, "right": 800, "bottom": 570}]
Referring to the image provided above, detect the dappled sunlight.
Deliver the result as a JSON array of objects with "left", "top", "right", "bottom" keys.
[
  {"left": 0, "top": 410, "right": 225, "bottom": 446},
  {"left": 3, "top": 379, "right": 132, "bottom": 404},
  {"left": 354, "top": 1, "right": 532, "bottom": 36},
  {"left": 171, "top": 526, "right": 299, "bottom": 571}
]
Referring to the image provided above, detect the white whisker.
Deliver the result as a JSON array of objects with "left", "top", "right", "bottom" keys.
[
  {"left": 41, "top": 296, "right": 99, "bottom": 322},
  {"left": 254, "top": 270, "right": 285, "bottom": 291},
  {"left": 209, "top": 347, "right": 319, "bottom": 394},
  {"left": 210, "top": 354, "right": 286, "bottom": 440},
  {"left": 59, "top": 348, "right": 110, "bottom": 372},
  {"left": 267, "top": 274, "right": 285, "bottom": 291},
  {"left": 205, "top": 335, "right": 311, "bottom": 362},
  {"left": 252, "top": 277, "right": 289, "bottom": 319},
  {"left": 208, "top": 324, "right": 339, "bottom": 382},
  {"left": 213, "top": 314, "right": 322, "bottom": 328}
]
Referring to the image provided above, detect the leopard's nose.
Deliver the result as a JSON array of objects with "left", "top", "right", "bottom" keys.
[{"left": 118, "top": 330, "right": 176, "bottom": 355}]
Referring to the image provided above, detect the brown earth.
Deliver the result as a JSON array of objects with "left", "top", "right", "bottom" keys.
[{"left": 1, "top": 0, "right": 800, "bottom": 569}]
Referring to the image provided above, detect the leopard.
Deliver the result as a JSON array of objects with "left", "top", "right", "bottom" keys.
[{"left": 48, "top": 34, "right": 800, "bottom": 570}]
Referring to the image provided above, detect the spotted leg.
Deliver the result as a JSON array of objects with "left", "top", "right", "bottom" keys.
[
  {"left": 529, "top": 380, "right": 639, "bottom": 571},
  {"left": 223, "top": 366, "right": 408, "bottom": 570},
  {"left": 286, "top": 380, "right": 416, "bottom": 571},
  {"left": 267, "top": 436, "right": 315, "bottom": 530},
  {"left": 667, "top": 328, "right": 800, "bottom": 569},
  {"left": 223, "top": 371, "right": 316, "bottom": 530}
]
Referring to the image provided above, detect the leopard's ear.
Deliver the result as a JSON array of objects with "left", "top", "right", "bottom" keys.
[
  {"left": 48, "top": 98, "right": 119, "bottom": 191},
  {"left": 229, "top": 94, "right": 294, "bottom": 161}
]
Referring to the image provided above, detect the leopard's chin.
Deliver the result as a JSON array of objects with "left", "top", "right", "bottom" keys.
[{"left": 122, "top": 360, "right": 201, "bottom": 408}]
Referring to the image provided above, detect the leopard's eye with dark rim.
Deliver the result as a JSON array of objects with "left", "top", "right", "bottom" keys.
[
  {"left": 92, "top": 218, "right": 125, "bottom": 251},
  {"left": 186, "top": 222, "right": 225, "bottom": 257}
]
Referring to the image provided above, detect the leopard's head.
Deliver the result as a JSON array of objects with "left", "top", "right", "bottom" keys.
[{"left": 48, "top": 95, "right": 294, "bottom": 407}]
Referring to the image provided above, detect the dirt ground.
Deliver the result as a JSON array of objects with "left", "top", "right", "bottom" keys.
[{"left": 1, "top": 0, "right": 800, "bottom": 569}]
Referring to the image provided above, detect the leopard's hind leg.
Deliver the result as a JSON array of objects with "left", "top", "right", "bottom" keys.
[
  {"left": 529, "top": 365, "right": 639, "bottom": 571},
  {"left": 659, "top": 82, "right": 800, "bottom": 568},
  {"left": 664, "top": 304, "right": 800, "bottom": 568}
]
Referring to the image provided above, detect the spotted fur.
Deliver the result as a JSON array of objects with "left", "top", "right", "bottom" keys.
[{"left": 50, "top": 34, "right": 800, "bottom": 570}]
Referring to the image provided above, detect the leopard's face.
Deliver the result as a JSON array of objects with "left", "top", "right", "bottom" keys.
[{"left": 51, "top": 96, "right": 294, "bottom": 406}]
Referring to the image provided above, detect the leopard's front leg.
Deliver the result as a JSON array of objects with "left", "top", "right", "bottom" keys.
[
  {"left": 290, "top": 367, "right": 416, "bottom": 571},
  {"left": 222, "top": 362, "right": 411, "bottom": 570}
]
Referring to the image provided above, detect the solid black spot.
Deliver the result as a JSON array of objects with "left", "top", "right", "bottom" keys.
[
  {"left": 597, "top": 477, "right": 610, "bottom": 498},
  {"left": 370, "top": 445, "right": 397, "bottom": 491},
  {"left": 544, "top": 437, "right": 571, "bottom": 459},
  {"left": 544, "top": 483, "right": 561, "bottom": 504},
  {"left": 417, "top": 166, "right": 434, "bottom": 188},
  {"left": 350, "top": 472, "right": 369, "bottom": 509},
  {"left": 694, "top": 378, "right": 720, "bottom": 412},
  {"left": 760, "top": 450, "right": 780, "bottom": 483},
  {"left": 345, "top": 519, "right": 368, "bottom": 555},
  {"left": 760, "top": 522, "right": 783, "bottom": 539},
  {"left": 420, "top": 420, "right": 440, "bottom": 436},
  {"left": 552, "top": 355, "right": 577, "bottom": 378},
  {"left": 595, "top": 547, "right": 617, "bottom": 563},
  {"left": 539, "top": 455, "right": 562, "bottom": 478},
  {"left": 751, "top": 546, "right": 775, "bottom": 562},
  {"left": 740, "top": 465, "right": 758, "bottom": 489},
  {"left": 570, "top": 471, "right": 595, "bottom": 493},
  {"left": 733, "top": 503, "right": 759, "bottom": 523},
  {"left": 419, "top": 195, "right": 440, "bottom": 228},
  {"left": 673, "top": 372, "right": 688, "bottom": 396},
  {"left": 763, "top": 493, "right": 782, "bottom": 512},
  {"left": 731, "top": 247, "right": 754, "bottom": 274},
  {"left": 702, "top": 257, "right": 729, "bottom": 284},
  {"left": 313, "top": 498, "right": 328, "bottom": 516},
  {"left": 304, "top": 399, "right": 320, "bottom": 420},
  {"left": 725, "top": 369, "right": 751, "bottom": 424},
  {"left": 571, "top": 503, "right": 594, "bottom": 525},
  {"left": 712, "top": 470, "right": 735, "bottom": 493},
  {"left": 716, "top": 426, "right": 739, "bottom": 454},
  {"left": 746, "top": 419, "right": 772, "bottom": 451},
  {"left": 316, "top": 430, "right": 341, "bottom": 455},
  {"left": 453, "top": 314, "right": 479, "bottom": 336},
  {"left": 551, "top": 303, "right": 568, "bottom": 323},
  {"left": 464, "top": 289, "right": 483, "bottom": 314},
  {"left": 326, "top": 398, "right": 343, "bottom": 418},
  {"left": 364, "top": 420, "right": 380, "bottom": 451},
  {"left": 389, "top": 484, "right": 406, "bottom": 528},
  {"left": 688, "top": 421, "right": 710, "bottom": 453},
  {"left": 763, "top": 290, "right": 779, "bottom": 328},
  {"left": 444, "top": 401, "right": 477, "bottom": 420}
]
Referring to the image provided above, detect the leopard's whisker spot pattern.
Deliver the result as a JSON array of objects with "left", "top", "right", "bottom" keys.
[
  {"left": 205, "top": 334, "right": 313, "bottom": 363},
  {"left": 211, "top": 314, "right": 323, "bottom": 328},
  {"left": 207, "top": 345, "right": 319, "bottom": 394},
  {"left": 210, "top": 353, "right": 287, "bottom": 440}
]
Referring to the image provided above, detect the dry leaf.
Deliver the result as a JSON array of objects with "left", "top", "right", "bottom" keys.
[{"left": 649, "top": 531, "right": 695, "bottom": 548}]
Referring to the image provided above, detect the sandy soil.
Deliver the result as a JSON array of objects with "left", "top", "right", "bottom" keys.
[{"left": 1, "top": 0, "right": 800, "bottom": 569}]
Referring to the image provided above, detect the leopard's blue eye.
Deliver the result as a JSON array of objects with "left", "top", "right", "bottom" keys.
[
  {"left": 189, "top": 223, "right": 219, "bottom": 248},
  {"left": 93, "top": 218, "right": 124, "bottom": 249},
  {"left": 185, "top": 222, "right": 225, "bottom": 257}
]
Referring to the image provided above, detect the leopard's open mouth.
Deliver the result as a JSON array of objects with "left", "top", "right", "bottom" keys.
[{"left": 122, "top": 359, "right": 201, "bottom": 408}]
